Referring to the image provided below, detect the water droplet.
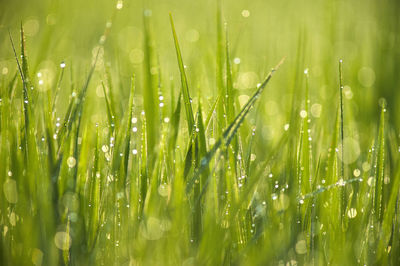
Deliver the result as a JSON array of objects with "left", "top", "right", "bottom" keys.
[
  {"left": 116, "top": 0, "right": 123, "bottom": 9},
  {"left": 353, "top": 169, "right": 361, "bottom": 177},
  {"left": 31, "top": 248, "right": 43, "bottom": 266},
  {"left": 67, "top": 157, "right": 76, "bottom": 168},
  {"left": 158, "top": 184, "right": 169, "bottom": 197},
  {"left": 102, "top": 145, "right": 109, "bottom": 153},
  {"left": 54, "top": 232, "right": 71, "bottom": 250},
  {"left": 347, "top": 208, "right": 357, "bottom": 218},
  {"left": 337, "top": 178, "right": 345, "bottom": 186},
  {"left": 241, "top": 9, "right": 250, "bottom": 17},
  {"left": 3, "top": 179, "right": 18, "bottom": 204},
  {"left": 9, "top": 212, "right": 16, "bottom": 226},
  {"left": 311, "top": 104, "right": 322, "bottom": 118},
  {"left": 284, "top": 124, "right": 290, "bottom": 131},
  {"left": 295, "top": 240, "right": 307, "bottom": 254},
  {"left": 300, "top": 110, "right": 307, "bottom": 118},
  {"left": 132, "top": 149, "right": 138, "bottom": 155},
  {"left": 233, "top": 57, "right": 241, "bottom": 64}
]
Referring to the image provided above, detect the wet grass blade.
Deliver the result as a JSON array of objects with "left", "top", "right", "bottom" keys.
[
  {"left": 169, "top": 13, "right": 195, "bottom": 132},
  {"left": 143, "top": 11, "right": 160, "bottom": 158},
  {"left": 375, "top": 103, "right": 386, "bottom": 221},
  {"left": 101, "top": 81, "right": 116, "bottom": 133}
]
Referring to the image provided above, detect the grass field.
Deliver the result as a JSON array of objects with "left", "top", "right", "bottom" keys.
[{"left": 1, "top": 0, "right": 400, "bottom": 265}]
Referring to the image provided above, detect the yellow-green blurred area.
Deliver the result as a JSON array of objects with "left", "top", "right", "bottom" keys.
[{"left": 1, "top": 0, "right": 399, "bottom": 135}]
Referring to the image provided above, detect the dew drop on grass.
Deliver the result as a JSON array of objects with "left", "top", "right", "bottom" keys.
[
  {"left": 344, "top": 86, "right": 353, "bottom": 99},
  {"left": 209, "top": 138, "right": 215, "bottom": 145},
  {"left": 31, "top": 248, "right": 43, "bottom": 266},
  {"left": 241, "top": 9, "right": 250, "bottom": 17},
  {"left": 295, "top": 240, "right": 307, "bottom": 254},
  {"left": 116, "top": 0, "right": 123, "bottom": 10},
  {"left": 158, "top": 184, "right": 169, "bottom": 197},
  {"left": 362, "top": 162, "right": 371, "bottom": 172},
  {"left": 101, "top": 145, "right": 109, "bottom": 153},
  {"left": 67, "top": 157, "right": 76, "bottom": 168},
  {"left": 311, "top": 103, "right": 322, "bottom": 118},
  {"left": 60, "top": 62, "right": 66, "bottom": 68},
  {"left": 300, "top": 110, "right": 307, "bottom": 118},
  {"left": 3, "top": 179, "right": 18, "bottom": 204},
  {"left": 54, "top": 231, "right": 71, "bottom": 250},
  {"left": 347, "top": 208, "right": 357, "bottom": 218},
  {"left": 338, "top": 138, "right": 361, "bottom": 164},
  {"left": 9, "top": 212, "right": 16, "bottom": 226},
  {"left": 353, "top": 169, "right": 361, "bottom": 177},
  {"left": 132, "top": 149, "right": 138, "bottom": 155},
  {"left": 2, "top": 67, "right": 8, "bottom": 75},
  {"left": 284, "top": 124, "right": 290, "bottom": 131},
  {"left": 233, "top": 57, "right": 241, "bottom": 64}
]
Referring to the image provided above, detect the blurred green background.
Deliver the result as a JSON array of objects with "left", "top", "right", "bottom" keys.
[{"left": 1, "top": 0, "right": 399, "bottom": 132}]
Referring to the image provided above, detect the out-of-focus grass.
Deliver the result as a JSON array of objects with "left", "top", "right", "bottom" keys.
[{"left": 1, "top": 0, "right": 400, "bottom": 265}]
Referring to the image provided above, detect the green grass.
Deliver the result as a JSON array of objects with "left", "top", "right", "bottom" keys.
[{"left": 1, "top": 0, "right": 400, "bottom": 265}]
